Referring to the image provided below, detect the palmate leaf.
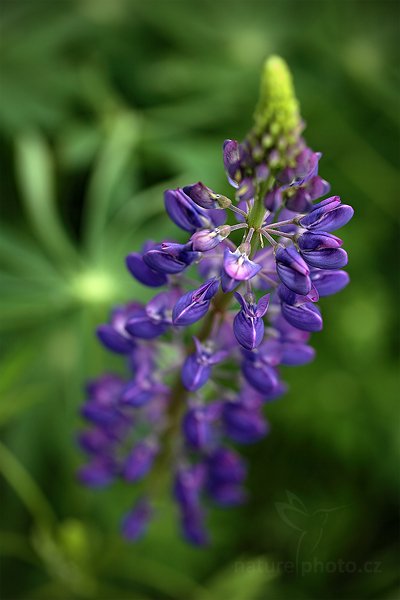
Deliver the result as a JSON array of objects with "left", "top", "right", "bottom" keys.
[
  {"left": 0, "top": 271, "right": 72, "bottom": 329},
  {"left": 14, "top": 131, "right": 79, "bottom": 265},
  {"left": 82, "top": 110, "right": 142, "bottom": 259},
  {"left": 0, "top": 226, "right": 68, "bottom": 279}
]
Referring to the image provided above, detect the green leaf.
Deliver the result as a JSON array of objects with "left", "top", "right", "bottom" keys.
[
  {"left": 14, "top": 131, "right": 79, "bottom": 264},
  {"left": 195, "top": 557, "right": 277, "bottom": 600}
]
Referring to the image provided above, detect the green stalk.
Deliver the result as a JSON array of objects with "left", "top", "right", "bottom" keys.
[
  {"left": 0, "top": 441, "right": 57, "bottom": 530},
  {"left": 246, "top": 175, "right": 275, "bottom": 256}
]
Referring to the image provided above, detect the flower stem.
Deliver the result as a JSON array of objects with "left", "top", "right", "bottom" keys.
[
  {"left": 246, "top": 175, "right": 275, "bottom": 256},
  {"left": 148, "top": 287, "right": 234, "bottom": 492}
]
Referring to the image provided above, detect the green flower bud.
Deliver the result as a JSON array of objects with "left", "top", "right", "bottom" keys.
[{"left": 253, "top": 56, "right": 301, "bottom": 139}]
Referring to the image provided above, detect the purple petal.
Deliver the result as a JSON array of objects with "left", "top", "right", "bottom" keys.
[
  {"left": 125, "top": 253, "right": 168, "bottom": 287},
  {"left": 242, "top": 360, "right": 280, "bottom": 394},
  {"left": 207, "top": 482, "right": 246, "bottom": 506},
  {"left": 77, "top": 428, "right": 115, "bottom": 454},
  {"left": 182, "top": 354, "right": 212, "bottom": 392},
  {"left": 180, "top": 505, "right": 209, "bottom": 546},
  {"left": 123, "top": 441, "right": 157, "bottom": 482},
  {"left": 125, "top": 309, "right": 168, "bottom": 339},
  {"left": 285, "top": 188, "right": 313, "bottom": 213},
  {"left": 183, "top": 406, "right": 214, "bottom": 450},
  {"left": 224, "top": 248, "right": 261, "bottom": 281},
  {"left": 96, "top": 324, "right": 134, "bottom": 354},
  {"left": 164, "top": 188, "right": 209, "bottom": 232},
  {"left": 280, "top": 342, "right": 316, "bottom": 366},
  {"left": 223, "top": 139, "right": 241, "bottom": 187},
  {"left": 223, "top": 402, "right": 269, "bottom": 444},
  {"left": 298, "top": 231, "right": 343, "bottom": 251},
  {"left": 301, "top": 248, "right": 348, "bottom": 270},
  {"left": 207, "top": 448, "right": 246, "bottom": 483},
  {"left": 281, "top": 301, "right": 323, "bottom": 332},
  {"left": 78, "top": 457, "right": 116, "bottom": 488},
  {"left": 233, "top": 311, "right": 264, "bottom": 350},
  {"left": 174, "top": 464, "right": 205, "bottom": 509},
  {"left": 300, "top": 197, "right": 354, "bottom": 232},
  {"left": 172, "top": 279, "right": 219, "bottom": 326},
  {"left": 120, "top": 381, "right": 153, "bottom": 406},
  {"left": 183, "top": 182, "right": 226, "bottom": 209},
  {"left": 121, "top": 497, "right": 153, "bottom": 542},
  {"left": 173, "top": 293, "right": 210, "bottom": 326},
  {"left": 221, "top": 269, "right": 240, "bottom": 292},
  {"left": 191, "top": 228, "right": 225, "bottom": 252},
  {"left": 275, "top": 246, "right": 311, "bottom": 296},
  {"left": 311, "top": 269, "right": 350, "bottom": 296},
  {"left": 256, "top": 293, "right": 270, "bottom": 317},
  {"left": 307, "top": 176, "right": 331, "bottom": 201}
]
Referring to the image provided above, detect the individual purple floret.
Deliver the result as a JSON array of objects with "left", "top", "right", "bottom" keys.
[
  {"left": 78, "top": 57, "right": 354, "bottom": 546},
  {"left": 233, "top": 292, "right": 270, "bottom": 350},
  {"left": 182, "top": 338, "right": 227, "bottom": 391},
  {"left": 121, "top": 497, "right": 153, "bottom": 541}
]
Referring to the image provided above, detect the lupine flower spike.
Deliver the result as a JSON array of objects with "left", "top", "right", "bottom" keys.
[{"left": 78, "top": 56, "right": 354, "bottom": 545}]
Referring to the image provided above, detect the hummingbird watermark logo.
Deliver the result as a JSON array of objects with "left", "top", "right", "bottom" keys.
[{"left": 275, "top": 491, "right": 344, "bottom": 573}]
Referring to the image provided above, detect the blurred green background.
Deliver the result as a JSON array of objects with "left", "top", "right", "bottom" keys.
[{"left": 0, "top": 0, "right": 398, "bottom": 598}]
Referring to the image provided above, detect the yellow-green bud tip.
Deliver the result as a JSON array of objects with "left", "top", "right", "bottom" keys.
[{"left": 253, "top": 55, "right": 301, "bottom": 138}]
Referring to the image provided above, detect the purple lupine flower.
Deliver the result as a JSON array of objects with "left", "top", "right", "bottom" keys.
[
  {"left": 183, "top": 182, "right": 231, "bottom": 209},
  {"left": 81, "top": 374, "right": 126, "bottom": 427},
  {"left": 164, "top": 188, "right": 211, "bottom": 232},
  {"left": 223, "top": 139, "right": 242, "bottom": 187},
  {"left": 172, "top": 278, "right": 219, "bottom": 326},
  {"left": 77, "top": 428, "right": 116, "bottom": 455},
  {"left": 285, "top": 175, "right": 330, "bottom": 213},
  {"left": 278, "top": 149, "right": 321, "bottom": 189},
  {"left": 275, "top": 245, "right": 311, "bottom": 295},
  {"left": 182, "top": 338, "right": 227, "bottom": 391},
  {"left": 233, "top": 292, "right": 270, "bottom": 350},
  {"left": 123, "top": 440, "right": 158, "bottom": 482},
  {"left": 126, "top": 241, "right": 168, "bottom": 287},
  {"left": 311, "top": 269, "right": 350, "bottom": 296},
  {"left": 264, "top": 187, "right": 283, "bottom": 211},
  {"left": 143, "top": 241, "right": 199, "bottom": 274},
  {"left": 125, "top": 290, "right": 178, "bottom": 339},
  {"left": 223, "top": 400, "right": 269, "bottom": 444},
  {"left": 241, "top": 362, "right": 279, "bottom": 395},
  {"left": 237, "top": 177, "right": 255, "bottom": 202},
  {"left": 298, "top": 196, "right": 354, "bottom": 232},
  {"left": 180, "top": 505, "right": 209, "bottom": 545},
  {"left": 121, "top": 497, "right": 153, "bottom": 541},
  {"left": 78, "top": 56, "right": 354, "bottom": 546},
  {"left": 96, "top": 304, "right": 139, "bottom": 354},
  {"left": 298, "top": 231, "right": 348, "bottom": 269},
  {"left": 191, "top": 225, "right": 231, "bottom": 252},
  {"left": 120, "top": 376, "right": 168, "bottom": 407},
  {"left": 223, "top": 247, "right": 261, "bottom": 281},
  {"left": 268, "top": 313, "right": 315, "bottom": 366},
  {"left": 206, "top": 448, "right": 247, "bottom": 506},
  {"left": 280, "top": 341, "right": 315, "bottom": 366},
  {"left": 174, "top": 463, "right": 205, "bottom": 509},
  {"left": 197, "top": 240, "right": 231, "bottom": 280},
  {"left": 164, "top": 188, "right": 225, "bottom": 232},
  {"left": 78, "top": 456, "right": 117, "bottom": 488},
  {"left": 182, "top": 404, "right": 218, "bottom": 450},
  {"left": 279, "top": 285, "right": 323, "bottom": 332}
]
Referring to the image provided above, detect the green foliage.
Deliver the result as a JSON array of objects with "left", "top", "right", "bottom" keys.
[{"left": 0, "top": 1, "right": 398, "bottom": 599}]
